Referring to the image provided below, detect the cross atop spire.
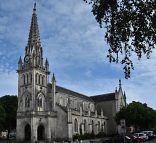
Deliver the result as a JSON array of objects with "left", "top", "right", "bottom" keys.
[{"left": 33, "top": 0, "right": 36, "bottom": 12}]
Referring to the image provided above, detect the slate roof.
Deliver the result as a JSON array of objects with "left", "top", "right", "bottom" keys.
[
  {"left": 91, "top": 93, "right": 115, "bottom": 102},
  {"left": 47, "top": 83, "right": 94, "bottom": 102},
  {"left": 56, "top": 103, "right": 67, "bottom": 112}
]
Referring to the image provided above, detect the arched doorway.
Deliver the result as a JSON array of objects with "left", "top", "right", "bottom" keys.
[
  {"left": 37, "top": 125, "right": 45, "bottom": 140},
  {"left": 25, "top": 124, "right": 31, "bottom": 141}
]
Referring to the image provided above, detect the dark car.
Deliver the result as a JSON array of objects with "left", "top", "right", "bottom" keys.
[{"left": 133, "top": 135, "right": 145, "bottom": 142}]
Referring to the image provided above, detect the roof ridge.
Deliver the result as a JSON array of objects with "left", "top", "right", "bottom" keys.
[
  {"left": 56, "top": 85, "right": 88, "bottom": 96},
  {"left": 91, "top": 92, "right": 115, "bottom": 102},
  {"left": 92, "top": 92, "right": 115, "bottom": 97},
  {"left": 56, "top": 85, "right": 94, "bottom": 102}
]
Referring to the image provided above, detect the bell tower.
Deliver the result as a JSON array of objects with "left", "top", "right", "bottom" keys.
[{"left": 17, "top": 2, "right": 50, "bottom": 112}]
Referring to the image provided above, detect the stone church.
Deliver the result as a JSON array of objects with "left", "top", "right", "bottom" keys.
[{"left": 16, "top": 2, "right": 126, "bottom": 142}]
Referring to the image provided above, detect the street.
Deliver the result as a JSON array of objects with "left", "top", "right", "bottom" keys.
[
  {"left": 145, "top": 139, "right": 156, "bottom": 143},
  {"left": 0, "top": 139, "right": 156, "bottom": 143}
]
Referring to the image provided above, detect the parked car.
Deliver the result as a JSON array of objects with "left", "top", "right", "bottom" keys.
[
  {"left": 133, "top": 135, "right": 145, "bottom": 142},
  {"left": 141, "top": 131, "right": 154, "bottom": 140},
  {"left": 125, "top": 134, "right": 144, "bottom": 143},
  {"left": 9, "top": 132, "right": 16, "bottom": 140},
  {"left": 134, "top": 133, "right": 148, "bottom": 141}
]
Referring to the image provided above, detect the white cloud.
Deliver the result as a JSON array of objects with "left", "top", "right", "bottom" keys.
[
  {"left": 0, "top": 68, "right": 17, "bottom": 96},
  {"left": 0, "top": 0, "right": 156, "bottom": 110}
]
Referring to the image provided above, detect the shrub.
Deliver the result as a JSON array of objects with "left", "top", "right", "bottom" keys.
[
  {"left": 73, "top": 132, "right": 106, "bottom": 140},
  {"left": 96, "top": 132, "right": 106, "bottom": 138}
]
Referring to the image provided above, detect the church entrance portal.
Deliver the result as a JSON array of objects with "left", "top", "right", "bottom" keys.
[
  {"left": 25, "top": 124, "right": 31, "bottom": 141},
  {"left": 37, "top": 125, "right": 45, "bottom": 140}
]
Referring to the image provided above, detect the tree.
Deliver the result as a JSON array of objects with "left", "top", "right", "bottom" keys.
[
  {"left": 83, "top": 0, "right": 156, "bottom": 78},
  {"left": 0, "top": 105, "right": 6, "bottom": 131},
  {"left": 116, "top": 101, "right": 156, "bottom": 131},
  {"left": 0, "top": 95, "right": 18, "bottom": 134}
]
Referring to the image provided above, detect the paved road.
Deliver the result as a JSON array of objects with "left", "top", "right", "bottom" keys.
[
  {"left": 1, "top": 139, "right": 156, "bottom": 143},
  {"left": 145, "top": 139, "right": 156, "bottom": 143}
]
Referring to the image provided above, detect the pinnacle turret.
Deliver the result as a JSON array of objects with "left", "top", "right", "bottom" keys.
[
  {"left": 18, "top": 56, "right": 23, "bottom": 70},
  {"left": 123, "top": 91, "right": 126, "bottom": 99},
  {"left": 45, "top": 58, "right": 49, "bottom": 65},
  {"left": 45, "top": 58, "right": 49, "bottom": 71},
  {"left": 52, "top": 73, "right": 56, "bottom": 82},
  {"left": 119, "top": 79, "right": 122, "bottom": 89},
  {"left": 18, "top": 56, "right": 22, "bottom": 64}
]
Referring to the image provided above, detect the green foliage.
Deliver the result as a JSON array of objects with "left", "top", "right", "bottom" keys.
[
  {"left": 96, "top": 132, "right": 106, "bottom": 138},
  {"left": 73, "top": 132, "right": 106, "bottom": 140},
  {"left": 73, "top": 133, "right": 82, "bottom": 140},
  {"left": 84, "top": 0, "right": 156, "bottom": 78},
  {"left": 0, "top": 105, "right": 6, "bottom": 131},
  {"left": 0, "top": 95, "right": 18, "bottom": 132},
  {"left": 116, "top": 101, "right": 156, "bottom": 130}
]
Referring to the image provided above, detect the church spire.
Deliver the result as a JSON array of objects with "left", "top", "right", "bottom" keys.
[
  {"left": 27, "top": 1, "right": 41, "bottom": 50},
  {"left": 23, "top": 2, "right": 44, "bottom": 68}
]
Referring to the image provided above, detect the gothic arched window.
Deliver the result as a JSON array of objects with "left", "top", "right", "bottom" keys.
[
  {"left": 23, "top": 74, "right": 26, "bottom": 85},
  {"left": 35, "top": 73, "right": 38, "bottom": 84},
  {"left": 30, "top": 73, "right": 32, "bottom": 84},
  {"left": 74, "top": 118, "right": 78, "bottom": 132},
  {"left": 84, "top": 119, "right": 87, "bottom": 133},
  {"left": 37, "top": 93, "right": 44, "bottom": 111},
  {"left": 42, "top": 76, "right": 44, "bottom": 85},
  {"left": 26, "top": 73, "right": 29, "bottom": 84},
  {"left": 98, "top": 121, "right": 100, "bottom": 133},
  {"left": 80, "top": 123, "right": 82, "bottom": 135},
  {"left": 25, "top": 96, "right": 30, "bottom": 108},
  {"left": 90, "top": 104, "right": 94, "bottom": 112},
  {"left": 92, "top": 120, "right": 94, "bottom": 133},
  {"left": 37, "top": 98, "right": 42, "bottom": 107},
  {"left": 101, "top": 122, "right": 105, "bottom": 132},
  {"left": 39, "top": 75, "right": 41, "bottom": 84}
]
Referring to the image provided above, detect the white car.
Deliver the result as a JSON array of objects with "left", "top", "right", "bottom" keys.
[
  {"left": 134, "top": 133, "right": 149, "bottom": 141},
  {"left": 141, "top": 131, "right": 153, "bottom": 137}
]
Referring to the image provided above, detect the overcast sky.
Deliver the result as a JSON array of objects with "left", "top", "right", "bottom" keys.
[{"left": 0, "top": 0, "right": 156, "bottom": 109}]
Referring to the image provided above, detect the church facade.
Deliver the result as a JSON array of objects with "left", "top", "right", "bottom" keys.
[{"left": 16, "top": 3, "right": 126, "bottom": 143}]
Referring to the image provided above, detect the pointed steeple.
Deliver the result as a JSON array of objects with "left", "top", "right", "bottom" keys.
[
  {"left": 52, "top": 73, "right": 56, "bottom": 110},
  {"left": 123, "top": 91, "right": 126, "bottom": 99},
  {"left": 52, "top": 73, "right": 56, "bottom": 82},
  {"left": 27, "top": 2, "right": 41, "bottom": 50},
  {"left": 18, "top": 56, "right": 23, "bottom": 70},
  {"left": 18, "top": 56, "right": 22, "bottom": 64},
  {"left": 45, "top": 58, "right": 49, "bottom": 66},
  {"left": 45, "top": 58, "right": 49, "bottom": 71},
  {"left": 119, "top": 79, "right": 122, "bottom": 89}
]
